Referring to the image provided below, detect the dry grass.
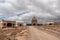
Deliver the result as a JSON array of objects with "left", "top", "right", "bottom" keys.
[
  {"left": 37, "top": 25, "right": 60, "bottom": 34},
  {"left": 0, "top": 26, "right": 29, "bottom": 40}
]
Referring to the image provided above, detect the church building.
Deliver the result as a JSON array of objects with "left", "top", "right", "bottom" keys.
[{"left": 26, "top": 16, "right": 43, "bottom": 26}]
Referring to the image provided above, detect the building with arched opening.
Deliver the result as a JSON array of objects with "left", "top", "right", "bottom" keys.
[
  {"left": 26, "top": 16, "right": 43, "bottom": 26},
  {"left": 31, "top": 16, "right": 38, "bottom": 26},
  {"left": 16, "top": 22, "right": 23, "bottom": 27},
  {"left": 0, "top": 20, "right": 16, "bottom": 28},
  {"left": 0, "top": 16, "right": 44, "bottom": 28}
]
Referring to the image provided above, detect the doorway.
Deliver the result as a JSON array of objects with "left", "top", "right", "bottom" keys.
[
  {"left": 7, "top": 23, "right": 12, "bottom": 27},
  {"left": 33, "top": 23, "right": 36, "bottom": 26}
]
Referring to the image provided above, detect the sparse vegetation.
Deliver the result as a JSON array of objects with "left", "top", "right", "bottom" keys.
[
  {"left": 0, "top": 26, "right": 28, "bottom": 40},
  {"left": 1, "top": 25, "right": 60, "bottom": 40},
  {"left": 37, "top": 25, "right": 60, "bottom": 34}
]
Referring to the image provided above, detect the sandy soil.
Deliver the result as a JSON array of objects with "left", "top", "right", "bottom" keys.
[
  {"left": 28, "top": 26, "right": 60, "bottom": 40},
  {"left": 0, "top": 27, "right": 29, "bottom": 40},
  {"left": 0, "top": 26, "right": 60, "bottom": 40}
]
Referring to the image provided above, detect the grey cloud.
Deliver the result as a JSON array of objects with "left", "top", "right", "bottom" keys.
[{"left": 0, "top": 0, "right": 60, "bottom": 23}]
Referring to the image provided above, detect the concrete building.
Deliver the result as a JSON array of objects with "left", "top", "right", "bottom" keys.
[
  {"left": 31, "top": 16, "right": 38, "bottom": 26},
  {"left": 1, "top": 16, "right": 60, "bottom": 28},
  {"left": 16, "top": 22, "right": 23, "bottom": 27},
  {"left": 0, "top": 20, "right": 16, "bottom": 28},
  {"left": 47, "top": 22, "right": 60, "bottom": 25},
  {"left": 47, "top": 22, "right": 55, "bottom": 25},
  {"left": 26, "top": 16, "right": 43, "bottom": 26}
]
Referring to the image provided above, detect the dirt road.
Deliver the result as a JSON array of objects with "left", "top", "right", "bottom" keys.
[{"left": 28, "top": 26, "right": 60, "bottom": 40}]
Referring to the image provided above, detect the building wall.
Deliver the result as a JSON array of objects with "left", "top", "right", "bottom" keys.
[
  {"left": 47, "top": 22, "right": 55, "bottom": 25},
  {"left": 0, "top": 21, "right": 3, "bottom": 28},
  {"left": 16, "top": 22, "right": 23, "bottom": 27},
  {"left": 0, "top": 20, "right": 16, "bottom": 28},
  {"left": 31, "top": 17, "right": 38, "bottom": 26},
  {"left": 47, "top": 22, "right": 60, "bottom": 25}
]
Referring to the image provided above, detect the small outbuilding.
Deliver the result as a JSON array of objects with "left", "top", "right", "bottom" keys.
[
  {"left": 47, "top": 22, "right": 55, "bottom": 25},
  {"left": 16, "top": 22, "right": 23, "bottom": 27}
]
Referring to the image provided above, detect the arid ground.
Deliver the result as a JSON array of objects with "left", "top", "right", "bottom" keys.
[
  {"left": 0, "top": 26, "right": 60, "bottom": 40},
  {"left": 0, "top": 26, "right": 29, "bottom": 40}
]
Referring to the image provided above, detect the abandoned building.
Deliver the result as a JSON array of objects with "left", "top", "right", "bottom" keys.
[
  {"left": 0, "top": 16, "right": 60, "bottom": 28},
  {"left": 31, "top": 16, "right": 38, "bottom": 26},
  {"left": 0, "top": 20, "right": 16, "bottom": 28},
  {"left": 26, "top": 17, "right": 43, "bottom": 26},
  {"left": 16, "top": 22, "right": 23, "bottom": 27},
  {"left": 47, "top": 22, "right": 55, "bottom": 25},
  {"left": 46, "top": 22, "right": 60, "bottom": 25}
]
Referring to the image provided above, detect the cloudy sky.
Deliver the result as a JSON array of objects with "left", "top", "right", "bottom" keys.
[{"left": 0, "top": 0, "right": 60, "bottom": 23}]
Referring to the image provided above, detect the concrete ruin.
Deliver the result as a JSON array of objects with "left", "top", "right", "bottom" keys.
[
  {"left": 26, "top": 16, "right": 43, "bottom": 26},
  {"left": 0, "top": 20, "right": 16, "bottom": 28},
  {"left": 16, "top": 22, "right": 23, "bottom": 27},
  {"left": 0, "top": 16, "right": 60, "bottom": 29}
]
